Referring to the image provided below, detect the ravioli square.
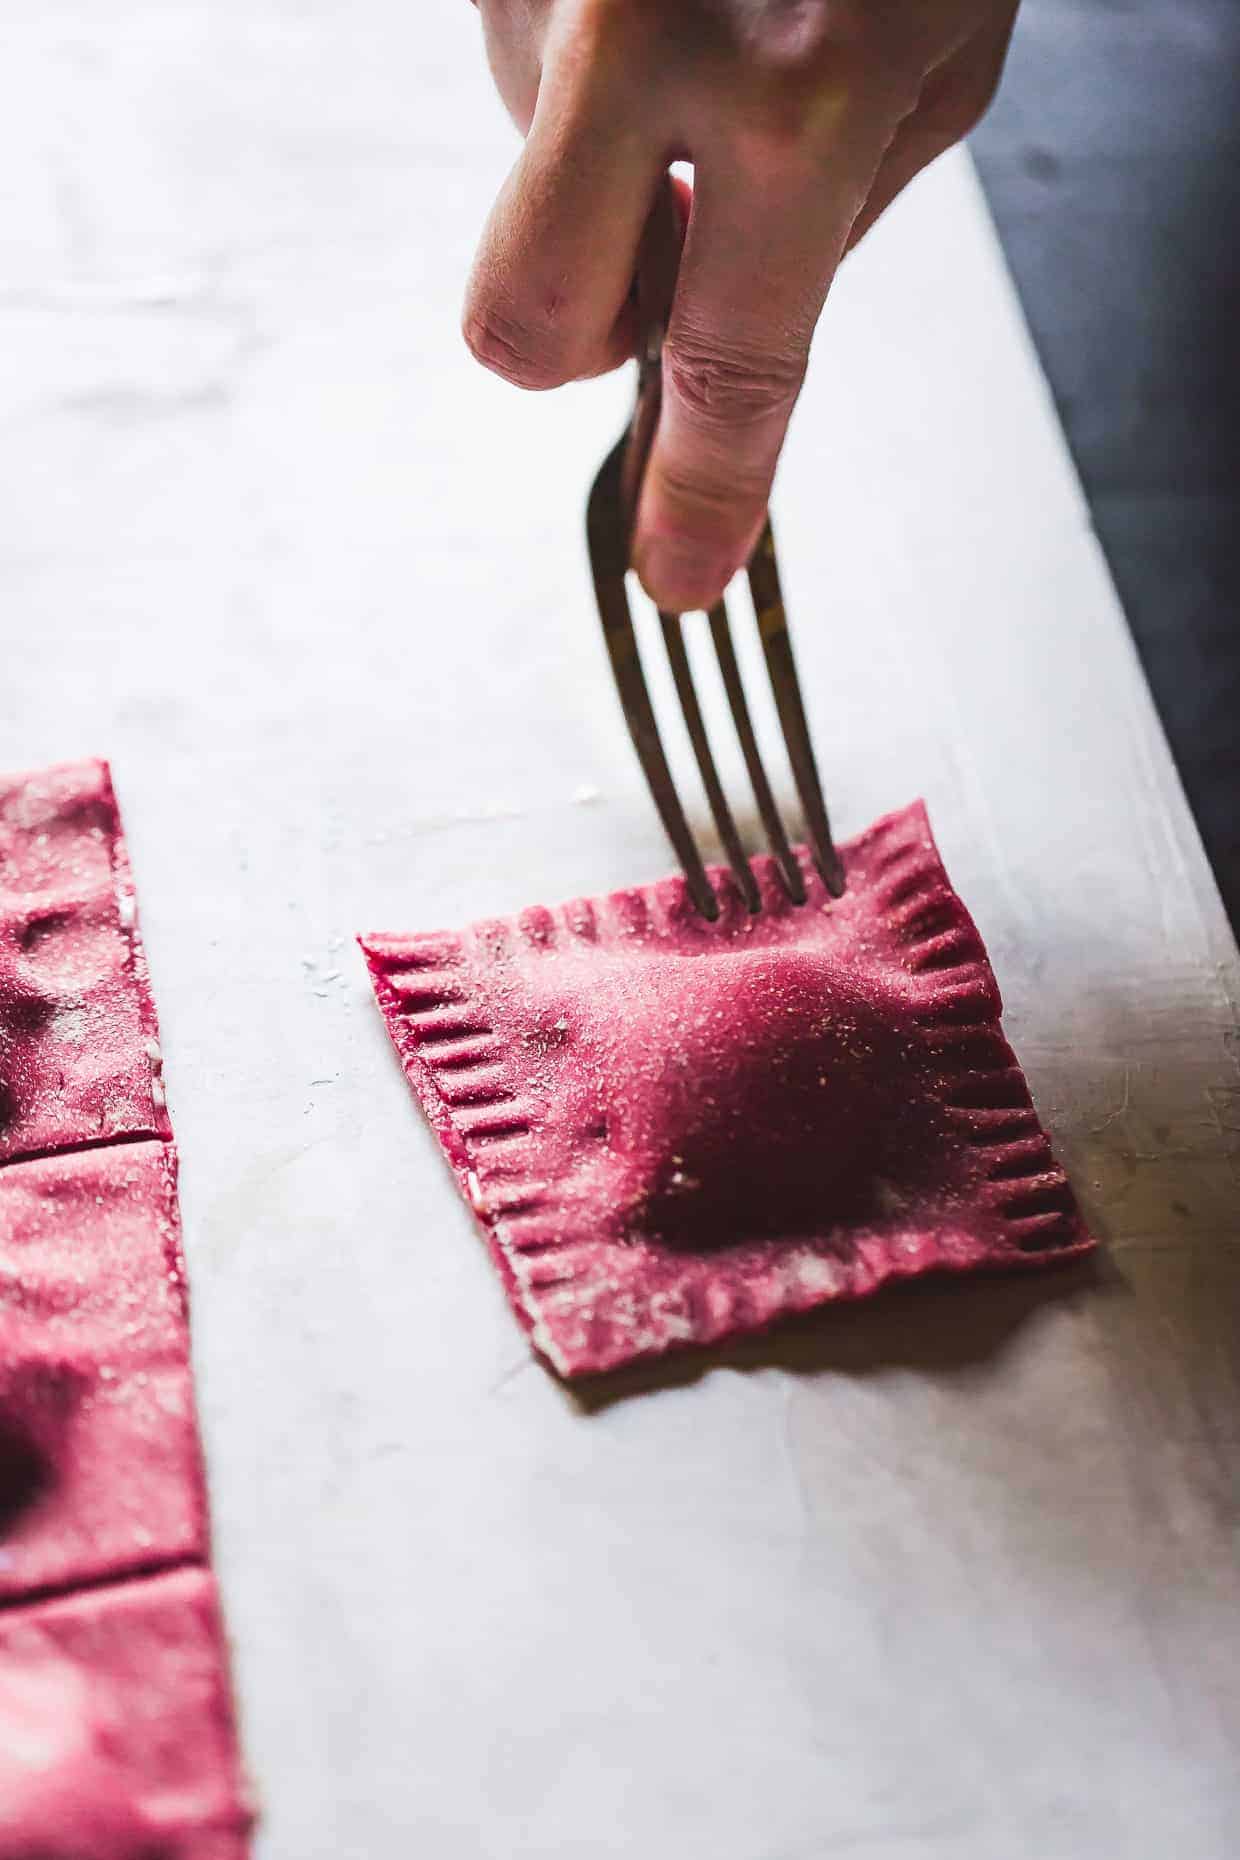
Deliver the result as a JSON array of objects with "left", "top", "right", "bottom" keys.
[
  {"left": 0, "top": 1567, "right": 252, "bottom": 1857},
  {"left": 0, "top": 1142, "right": 207, "bottom": 1602},
  {"left": 0, "top": 759, "right": 169, "bottom": 1164},
  {"left": 362, "top": 803, "right": 1092, "bottom": 1378}
]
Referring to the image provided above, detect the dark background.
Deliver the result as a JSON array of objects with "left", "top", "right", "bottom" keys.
[{"left": 972, "top": 0, "right": 1239, "bottom": 929}]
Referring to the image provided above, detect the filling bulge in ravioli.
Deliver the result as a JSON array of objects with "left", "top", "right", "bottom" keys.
[{"left": 541, "top": 944, "right": 929, "bottom": 1246}]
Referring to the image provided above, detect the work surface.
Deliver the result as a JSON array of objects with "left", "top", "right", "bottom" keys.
[{"left": 3, "top": 6, "right": 1238, "bottom": 1856}]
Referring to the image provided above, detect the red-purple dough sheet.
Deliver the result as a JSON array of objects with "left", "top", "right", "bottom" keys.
[
  {"left": 0, "top": 1142, "right": 206, "bottom": 1602},
  {"left": 0, "top": 1568, "right": 251, "bottom": 1859},
  {"left": 0, "top": 758, "right": 251, "bottom": 1855},
  {"left": 0, "top": 759, "right": 169, "bottom": 1165},
  {"left": 362, "top": 801, "right": 1093, "bottom": 1379}
]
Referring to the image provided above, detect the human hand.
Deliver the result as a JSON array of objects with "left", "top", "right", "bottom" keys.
[{"left": 464, "top": 0, "right": 1017, "bottom": 612}]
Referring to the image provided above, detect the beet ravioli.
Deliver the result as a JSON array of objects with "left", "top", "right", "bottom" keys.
[
  {"left": 0, "top": 761, "right": 251, "bottom": 1856},
  {"left": 362, "top": 802, "right": 1092, "bottom": 1379}
]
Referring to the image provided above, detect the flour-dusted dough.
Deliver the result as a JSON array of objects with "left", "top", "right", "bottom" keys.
[
  {"left": 0, "top": 1142, "right": 207, "bottom": 1602},
  {"left": 0, "top": 1569, "right": 250, "bottom": 1860},
  {"left": 362, "top": 802, "right": 1093, "bottom": 1378},
  {"left": 0, "top": 759, "right": 251, "bottom": 1857},
  {"left": 0, "top": 760, "right": 168, "bottom": 1164}
]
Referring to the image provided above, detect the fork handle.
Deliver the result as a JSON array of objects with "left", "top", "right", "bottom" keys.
[
  {"left": 622, "top": 175, "right": 682, "bottom": 534},
  {"left": 635, "top": 173, "right": 682, "bottom": 357}
]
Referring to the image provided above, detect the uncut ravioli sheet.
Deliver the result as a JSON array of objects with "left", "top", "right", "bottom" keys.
[{"left": 362, "top": 802, "right": 1093, "bottom": 1380}]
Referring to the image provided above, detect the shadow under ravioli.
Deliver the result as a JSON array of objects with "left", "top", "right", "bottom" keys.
[{"left": 362, "top": 801, "right": 1093, "bottom": 1378}]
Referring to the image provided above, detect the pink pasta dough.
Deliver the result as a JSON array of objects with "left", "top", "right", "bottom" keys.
[
  {"left": 0, "top": 1569, "right": 251, "bottom": 1860},
  {"left": 0, "top": 759, "right": 168, "bottom": 1164},
  {"left": 0, "top": 1142, "right": 207, "bottom": 1602},
  {"left": 362, "top": 801, "right": 1092, "bottom": 1378},
  {"left": 0, "top": 758, "right": 251, "bottom": 1857}
]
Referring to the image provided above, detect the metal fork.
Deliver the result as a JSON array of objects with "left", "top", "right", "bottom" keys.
[{"left": 586, "top": 180, "right": 844, "bottom": 922}]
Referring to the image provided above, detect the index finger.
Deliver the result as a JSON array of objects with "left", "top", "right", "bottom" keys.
[{"left": 633, "top": 120, "right": 895, "bottom": 613}]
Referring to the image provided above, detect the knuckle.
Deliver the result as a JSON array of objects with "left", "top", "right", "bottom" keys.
[
  {"left": 740, "top": 0, "right": 901, "bottom": 87},
  {"left": 725, "top": 11, "right": 920, "bottom": 175},
  {"left": 740, "top": 0, "right": 844, "bottom": 74},
  {"left": 461, "top": 299, "right": 572, "bottom": 391},
  {"left": 663, "top": 330, "right": 804, "bottom": 432}
]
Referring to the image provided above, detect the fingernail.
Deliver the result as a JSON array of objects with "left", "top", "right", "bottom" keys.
[{"left": 635, "top": 535, "right": 737, "bottom": 613}]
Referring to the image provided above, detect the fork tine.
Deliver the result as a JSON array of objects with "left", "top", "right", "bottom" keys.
[
  {"left": 707, "top": 598, "right": 807, "bottom": 905},
  {"left": 587, "top": 436, "right": 719, "bottom": 921},
  {"left": 658, "top": 611, "right": 761, "bottom": 913},
  {"left": 747, "top": 520, "right": 845, "bottom": 896},
  {"left": 588, "top": 173, "right": 841, "bottom": 920}
]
